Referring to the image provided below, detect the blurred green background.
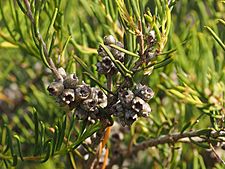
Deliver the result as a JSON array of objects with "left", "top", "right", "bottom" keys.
[{"left": 0, "top": 0, "right": 224, "bottom": 168}]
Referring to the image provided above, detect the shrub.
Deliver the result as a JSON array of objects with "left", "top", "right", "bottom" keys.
[{"left": 0, "top": 0, "right": 224, "bottom": 168}]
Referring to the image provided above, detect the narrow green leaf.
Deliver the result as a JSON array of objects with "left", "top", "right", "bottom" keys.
[
  {"left": 130, "top": 0, "right": 140, "bottom": 19},
  {"left": 51, "top": 126, "right": 58, "bottom": 156},
  {"left": 41, "top": 141, "right": 52, "bottom": 163},
  {"left": 109, "top": 44, "right": 139, "bottom": 58},
  {"left": 210, "top": 114, "right": 219, "bottom": 131},
  {"left": 190, "top": 138, "right": 210, "bottom": 149},
  {"left": 143, "top": 65, "right": 154, "bottom": 75},
  {"left": 61, "top": 36, "right": 72, "bottom": 58},
  {"left": 155, "top": 0, "right": 163, "bottom": 21},
  {"left": 39, "top": 41, "right": 51, "bottom": 68},
  {"left": 104, "top": 0, "right": 110, "bottom": 15},
  {"left": 205, "top": 26, "right": 225, "bottom": 50},
  {"left": 193, "top": 150, "right": 199, "bottom": 169},
  {"left": 69, "top": 152, "right": 77, "bottom": 169},
  {"left": 72, "top": 122, "right": 101, "bottom": 150},
  {"left": 181, "top": 122, "right": 192, "bottom": 133},
  {"left": 33, "top": 109, "right": 39, "bottom": 156},
  {"left": 56, "top": 115, "right": 66, "bottom": 150},
  {"left": 73, "top": 54, "right": 93, "bottom": 75},
  {"left": 218, "top": 19, "right": 225, "bottom": 25},
  {"left": 23, "top": 112, "right": 34, "bottom": 130},
  {"left": 165, "top": 6, "right": 171, "bottom": 37},
  {"left": 1, "top": 126, "right": 8, "bottom": 153},
  {"left": 168, "top": 89, "right": 185, "bottom": 99},
  {"left": 0, "top": 0, "right": 16, "bottom": 41},
  {"left": 198, "top": 155, "right": 206, "bottom": 169},
  {"left": 34, "top": 2, "right": 40, "bottom": 37},
  {"left": 100, "top": 44, "right": 133, "bottom": 77},
  {"left": 40, "top": 121, "right": 46, "bottom": 154},
  {"left": 13, "top": 135, "right": 23, "bottom": 161},
  {"left": 12, "top": 155, "right": 18, "bottom": 167},
  {"left": 145, "top": 13, "right": 162, "bottom": 42},
  {"left": 83, "top": 122, "right": 101, "bottom": 139},
  {"left": 48, "top": 31, "right": 56, "bottom": 57},
  {"left": 109, "top": 0, "right": 116, "bottom": 21},
  {"left": 4, "top": 125, "right": 13, "bottom": 155},
  {"left": 154, "top": 56, "right": 173, "bottom": 69},
  {"left": 67, "top": 112, "right": 77, "bottom": 142},
  {"left": 83, "top": 23, "right": 96, "bottom": 42},
  {"left": 4, "top": 125, "right": 17, "bottom": 166},
  {"left": 83, "top": 72, "right": 113, "bottom": 94},
  {"left": 45, "top": 8, "right": 59, "bottom": 40},
  {"left": 196, "top": 129, "right": 212, "bottom": 136},
  {"left": 116, "top": 0, "right": 137, "bottom": 32},
  {"left": 16, "top": 0, "right": 27, "bottom": 14},
  {"left": 79, "top": 119, "right": 88, "bottom": 137},
  {"left": 70, "top": 39, "right": 98, "bottom": 55},
  {"left": 115, "top": 59, "right": 133, "bottom": 75}
]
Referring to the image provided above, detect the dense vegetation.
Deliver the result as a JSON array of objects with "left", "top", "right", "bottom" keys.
[{"left": 0, "top": 0, "right": 224, "bottom": 168}]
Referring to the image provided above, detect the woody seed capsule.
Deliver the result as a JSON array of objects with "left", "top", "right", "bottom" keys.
[
  {"left": 75, "top": 83, "right": 91, "bottom": 101},
  {"left": 47, "top": 81, "right": 64, "bottom": 96},
  {"left": 57, "top": 67, "right": 67, "bottom": 79},
  {"left": 81, "top": 98, "right": 98, "bottom": 112},
  {"left": 135, "top": 84, "right": 154, "bottom": 102},
  {"left": 60, "top": 89, "right": 75, "bottom": 105},
  {"left": 75, "top": 107, "right": 88, "bottom": 120},
  {"left": 118, "top": 89, "right": 134, "bottom": 107},
  {"left": 132, "top": 96, "right": 151, "bottom": 117},
  {"left": 124, "top": 110, "right": 138, "bottom": 126},
  {"left": 63, "top": 74, "right": 79, "bottom": 89},
  {"left": 91, "top": 87, "right": 107, "bottom": 108},
  {"left": 103, "top": 35, "right": 116, "bottom": 45},
  {"left": 110, "top": 101, "right": 124, "bottom": 117}
]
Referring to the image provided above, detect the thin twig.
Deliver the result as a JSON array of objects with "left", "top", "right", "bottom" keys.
[
  {"left": 137, "top": 20, "right": 144, "bottom": 56},
  {"left": 86, "top": 122, "right": 109, "bottom": 168},
  {"left": 108, "top": 129, "right": 225, "bottom": 168},
  {"left": 23, "top": 0, "right": 34, "bottom": 23},
  {"left": 131, "top": 129, "right": 225, "bottom": 154},
  {"left": 22, "top": 0, "right": 62, "bottom": 80},
  {"left": 86, "top": 75, "right": 113, "bottom": 168},
  {"left": 132, "top": 20, "right": 145, "bottom": 72},
  {"left": 209, "top": 143, "right": 225, "bottom": 165}
]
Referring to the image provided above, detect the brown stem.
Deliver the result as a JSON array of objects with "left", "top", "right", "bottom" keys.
[
  {"left": 108, "top": 129, "right": 225, "bottom": 168},
  {"left": 22, "top": 0, "right": 62, "bottom": 80},
  {"left": 209, "top": 142, "right": 225, "bottom": 164},
  {"left": 86, "top": 75, "right": 113, "bottom": 168},
  {"left": 132, "top": 19, "right": 145, "bottom": 72},
  {"left": 138, "top": 20, "right": 144, "bottom": 57},
  {"left": 23, "top": 0, "right": 34, "bottom": 23},
  {"left": 131, "top": 129, "right": 225, "bottom": 154},
  {"left": 86, "top": 122, "right": 109, "bottom": 168}
]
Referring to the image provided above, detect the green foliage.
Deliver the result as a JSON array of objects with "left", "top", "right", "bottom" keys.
[{"left": 0, "top": 0, "right": 224, "bottom": 168}]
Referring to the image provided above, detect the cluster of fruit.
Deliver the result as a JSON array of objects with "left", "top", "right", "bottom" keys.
[
  {"left": 110, "top": 84, "right": 154, "bottom": 126},
  {"left": 47, "top": 68, "right": 107, "bottom": 121},
  {"left": 97, "top": 35, "right": 125, "bottom": 75},
  {"left": 47, "top": 35, "right": 154, "bottom": 126}
]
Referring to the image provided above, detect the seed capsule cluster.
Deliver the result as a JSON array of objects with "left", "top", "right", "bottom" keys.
[
  {"left": 47, "top": 68, "right": 107, "bottom": 120},
  {"left": 47, "top": 35, "right": 155, "bottom": 126},
  {"left": 97, "top": 35, "right": 125, "bottom": 75},
  {"left": 110, "top": 84, "right": 154, "bottom": 126}
]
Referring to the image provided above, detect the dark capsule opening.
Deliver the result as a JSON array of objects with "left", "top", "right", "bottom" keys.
[
  {"left": 47, "top": 87, "right": 55, "bottom": 93},
  {"left": 72, "top": 74, "right": 78, "bottom": 80},
  {"left": 65, "top": 94, "right": 73, "bottom": 101},
  {"left": 97, "top": 91, "right": 104, "bottom": 99},
  {"left": 88, "top": 100, "right": 96, "bottom": 107},
  {"left": 80, "top": 89, "right": 88, "bottom": 96},
  {"left": 103, "top": 57, "right": 112, "bottom": 66},
  {"left": 134, "top": 102, "right": 143, "bottom": 110}
]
